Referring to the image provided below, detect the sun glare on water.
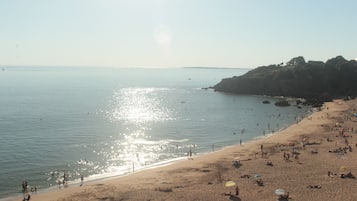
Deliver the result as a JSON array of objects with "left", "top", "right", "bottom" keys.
[
  {"left": 100, "top": 88, "right": 186, "bottom": 172},
  {"left": 109, "top": 88, "right": 172, "bottom": 124}
]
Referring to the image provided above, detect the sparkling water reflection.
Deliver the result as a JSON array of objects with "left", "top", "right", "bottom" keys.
[
  {"left": 109, "top": 88, "right": 174, "bottom": 124},
  {"left": 100, "top": 87, "right": 188, "bottom": 175}
]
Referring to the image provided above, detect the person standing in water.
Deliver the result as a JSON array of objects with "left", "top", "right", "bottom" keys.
[{"left": 80, "top": 175, "right": 84, "bottom": 186}]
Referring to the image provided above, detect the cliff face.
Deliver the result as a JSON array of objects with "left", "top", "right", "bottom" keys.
[{"left": 213, "top": 56, "right": 357, "bottom": 105}]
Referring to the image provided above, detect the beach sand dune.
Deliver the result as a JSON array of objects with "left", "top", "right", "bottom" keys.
[{"left": 14, "top": 99, "right": 357, "bottom": 201}]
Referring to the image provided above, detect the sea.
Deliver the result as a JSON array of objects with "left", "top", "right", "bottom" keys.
[{"left": 0, "top": 66, "right": 310, "bottom": 199}]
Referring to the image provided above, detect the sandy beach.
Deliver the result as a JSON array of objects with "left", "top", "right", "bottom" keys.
[{"left": 15, "top": 99, "right": 357, "bottom": 201}]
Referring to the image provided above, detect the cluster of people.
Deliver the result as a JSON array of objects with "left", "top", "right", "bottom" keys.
[
  {"left": 340, "top": 172, "right": 355, "bottom": 179},
  {"left": 56, "top": 172, "right": 71, "bottom": 188},
  {"left": 22, "top": 180, "right": 37, "bottom": 193},
  {"left": 221, "top": 186, "right": 240, "bottom": 197},
  {"left": 255, "top": 178, "right": 264, "bottom": 186},
  {"left": 21, "top": 180, "right": 35, "bottom": 201},
  {"left": 22, "top": 194, "right": 31, "bottom": 201},
  {"left": 327, "top": 170, "right": 355, "bottom": 179},
  {"left": 283, "top": 150, "right": 300, "bottom": 161},
  {"left": 187, "top": 149, "right": 193, "bottom": 160},
  {"left": 266, "top": 161, "right": 273, "bottom": 166},
  {"left": 307, "top": 185, "right": 322, "bottom": 189},
  {"left": 277, "top": 192, "right": 290, "bottom": 201},
  {"left": 30, "top": 187, "right": 37, "bottom": 192},
  {"left": 240, "top": 174, "right": 250, "bottom": 179},
  {"left": 232, "top": 160, "right": 241, "bottom": 168},
  {"left": 283, "top": 152, "right": 291, "bottom": 160},
  {"left": 328, "top": 146, "right": 352, "bottom": 154}
]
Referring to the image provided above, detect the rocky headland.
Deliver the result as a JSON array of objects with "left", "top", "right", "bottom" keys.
[{"left": 213, "top": 56, "right": 357, "bottom": 106}]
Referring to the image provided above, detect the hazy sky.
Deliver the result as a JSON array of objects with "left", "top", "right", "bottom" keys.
[{"left": 1, "top": 0, "right": 356, "bottom": 68}]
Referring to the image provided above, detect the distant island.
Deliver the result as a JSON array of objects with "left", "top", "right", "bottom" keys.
[{"left": 213, "top": 56, "right": 357, "bottom": 107}]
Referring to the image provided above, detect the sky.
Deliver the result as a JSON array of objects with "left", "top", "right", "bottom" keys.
[{"left": 0, "top": 0, "right": 356, "bottom": 68}]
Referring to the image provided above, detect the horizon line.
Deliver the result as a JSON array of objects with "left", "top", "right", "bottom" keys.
[{"left": 1, "top": 65, "right": 252, "bottom": 69}]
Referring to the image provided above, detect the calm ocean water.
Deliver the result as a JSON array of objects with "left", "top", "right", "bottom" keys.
[{"left": 0, "top": 67, "right": 310, "bottom": 199}]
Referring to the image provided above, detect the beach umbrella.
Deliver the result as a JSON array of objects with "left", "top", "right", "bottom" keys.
[
  {"left": 275, "top": 188, "right": 285, "bottom": 195},
  {"left": 225, "top": 181, "right": 236, "bottom": 187}
]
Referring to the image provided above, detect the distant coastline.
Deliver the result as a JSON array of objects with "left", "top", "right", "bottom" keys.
[{"left": 183, "top": 67, "right": 251, "bottom": 70}]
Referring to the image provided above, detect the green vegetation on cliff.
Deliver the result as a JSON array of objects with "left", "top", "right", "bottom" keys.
[{"left": 213, "top": 56, "right": 357, "bottom": 105}]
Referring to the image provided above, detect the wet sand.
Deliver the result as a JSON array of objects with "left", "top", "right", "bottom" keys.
[{"left": 14, "top": 99, "right": 357, "bottom": 201}]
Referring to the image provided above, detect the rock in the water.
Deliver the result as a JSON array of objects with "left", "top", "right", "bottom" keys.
[{"left": 274, "top": 100, "right": 290, "bottom": 107}]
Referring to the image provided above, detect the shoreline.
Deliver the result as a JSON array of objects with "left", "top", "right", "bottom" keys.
[
  {"left": 6, "top": 105, "right": 313, "bottom": 201},
  {"left": 8, "top": 99, "right": 357, "bottom": 201},
  {"left": 2, "top": 134, "right": 274, "bottom": 201},
  {"left": 8, "top": 120, "right": 309, "bottom": 201},
  {"left": 2, "top": 108, "right": 310, "bottom": 201}
]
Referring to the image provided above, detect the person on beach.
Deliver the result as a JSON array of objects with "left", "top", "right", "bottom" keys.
[
  {"left": 22, "top": 194, "right": 31, "bottom": 201},
  {"left": 235, "top": 186, "right": 239, "bottom": 196},
  {"left": 30, "top": 186, "right": 37, "bottom": 192},
  {"left": 22, "top": 181, "right": 27, "bottom": 193},
  {"left": 80, "top": 175, "right": 84, "bottom": 186}
]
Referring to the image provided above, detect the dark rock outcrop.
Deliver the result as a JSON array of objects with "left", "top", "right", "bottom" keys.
[
  {"left": 262, "top": 100, "right": 271, "bottom": 104},
  {"left": 213, "top": 56, "right": 357, "bottom": 106},
  {"left": 274, "top": 100, "right": 290, "bottom": 107}
]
